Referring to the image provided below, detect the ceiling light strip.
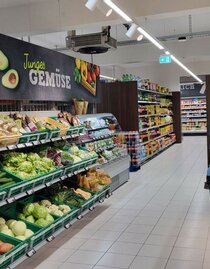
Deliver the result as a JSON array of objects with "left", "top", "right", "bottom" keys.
[
  {"left": 137, "top": 26, "right": 164, "bottom": 50},
  {"left": 170, "top": 55, "right": 203, "bottom": 84}
]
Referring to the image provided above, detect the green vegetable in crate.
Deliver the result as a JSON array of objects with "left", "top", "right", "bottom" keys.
[
  {"left": 26, "top": 215, "right": 35, "bottom": 224},
  {"left": 0, "top": 217, "right": 5, "bottom": 225},
  {"left": 0, "top": 224, "right": 8, "bottom": 232},
  {"left": 6, "top": 219, "right": 17, "bottom": 228},
  {"left": 2, "top": 229, "right": 14, "bottom": 237},
  {"left": 17, "top": 213, "right": 26, "bottom": 221},
  {"left": 25, "top": 229, "right": 34, "bottom": 238},
  {"left": 15, "top": 236, "right": 26, "bottom": 241},
  {"left": 23, "top": 203, "right": 35, "bottom": 216},
  {"left": 11, "top": 221, "right": 27, "bottom": 236},
  {"left": 19, "top": 161, "right": 34, "bottom": 173},
  {"left": 40, "top": 200, "right": 51, "bottom": 207},
  {"left": 45, "top": 214, "right": 54, "bottom": 224},
  {"left": 32, "top": 205, "right": 48, "bottom": 219},
  {"left": 69, "top": 145, "right": 79, "bottom": 155},
  {"left": 35, "top": 218, "right": 49, "bottom": 227}
]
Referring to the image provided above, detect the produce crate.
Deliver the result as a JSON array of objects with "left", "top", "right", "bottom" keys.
[
  {"left": 4, "top": 167, "right": 63, "bottom": 199},
  {"left": 63, "top": 161, "right": 85, "bottom": 175},
  {"left": 0, "top": 134, "right": 21, "bottom": 147},
  {"left": 79, "top": 195, "right": 97, "bottom": 214},
  {"left": 96, "top": 185, "right": 111, "bottom": 202},
  {"left": 45, "top": 118, "right": 68, "bottom": 136},
  {"left": 18, "top": 130, "right": 49, "bottom": 144},
  {"left": 0, "top": 204, "right": 43, "bottom": 249},
  {"left": 66, "top": 125, "right": 85, "bottom": 136},
  {"left": 0, "top": 233, "right": 28, "bottom": 269},
  {"left": 14, "top": 195, "right": 60, "bottom": 247},
  {"left": 51, "top": 207, "right": 79, "bottom": 232},
  {"left": 47, "top": 128, "right": 61, "bottom": 140},
  {"left": 0, "top": 172, "right": 23, "bottom": 202}
]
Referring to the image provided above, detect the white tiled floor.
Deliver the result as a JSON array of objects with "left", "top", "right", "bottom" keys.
[{"left": 16, "top": 136, "right": 210, "bottom": 269}]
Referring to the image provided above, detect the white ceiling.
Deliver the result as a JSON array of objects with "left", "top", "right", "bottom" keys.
[{"left": 1, "top": 0, "right": 210, "bottom": 70}]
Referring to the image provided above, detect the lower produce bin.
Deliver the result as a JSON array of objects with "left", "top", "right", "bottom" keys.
[{"left": 0, "top": 234, "right": 28, "bottom": 269}]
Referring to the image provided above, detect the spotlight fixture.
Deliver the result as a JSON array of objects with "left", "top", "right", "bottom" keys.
[
  {"left": 85, "top": 0, "right": 112, "bottom": 17},
  {"left": 85, "top": 0, "right": 98, "bottom": 11},
  {"left": 165, "top": 51, "right": 170, "bottom": 55},
  {"left": 126, "top": 23, "right": 144, "bottom": 42}
]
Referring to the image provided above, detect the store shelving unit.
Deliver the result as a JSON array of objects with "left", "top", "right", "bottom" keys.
[
  {"left": 0, "top": 112, "right": 129, "bottom": 269},
  {"left": 98, "top": 81, "right": 181, "bottom": 169},
  {"left": 181, "top": 97, "right": 207, "bottom": 134},
  {"left": 138, "top": 86, "right": 176, "bottom": 163}
]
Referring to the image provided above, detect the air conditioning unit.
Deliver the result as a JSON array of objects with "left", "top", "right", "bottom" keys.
[{"left": 66, "top": 27, "right": 117, "bottom": 54}]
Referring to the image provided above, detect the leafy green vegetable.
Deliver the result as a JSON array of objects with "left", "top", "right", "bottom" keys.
[
  {"left": 32, "top": 205, "right": 48, "bottom": 219},
  {"left": 23, "top": 203, "right": 34, "bottom": 216},
  {"left": 35, "top": 218, "right": 49, "bottom": 227}
]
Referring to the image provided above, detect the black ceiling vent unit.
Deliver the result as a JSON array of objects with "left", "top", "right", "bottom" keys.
[{"left": 66, "top": 26, "right": 117, "bottom": 54}]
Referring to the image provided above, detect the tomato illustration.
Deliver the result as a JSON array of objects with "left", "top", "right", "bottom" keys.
[
  {"left": 91, "top": 71, "right": 96, "bottom": 81},
  {"left": 94, "top": 65, "right": 100, "bottom": 76},
  {"left": 87, "top": 72, "right": 92, "bottom": 84}
]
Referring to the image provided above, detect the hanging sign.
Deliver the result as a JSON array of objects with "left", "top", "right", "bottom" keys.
[
  {"left": 0, "top": 34, "right": 101, "bottom": 102},
  {"left": 159, "top": 55, "right": 172, "bottom": 64},
  {"left": 180, "top": 82, "right": 205, "bottom": 97}
]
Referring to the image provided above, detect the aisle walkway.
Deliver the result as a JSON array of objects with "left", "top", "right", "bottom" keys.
[{"left": 17, "top": 136, "right": 210, "bottom": 269}]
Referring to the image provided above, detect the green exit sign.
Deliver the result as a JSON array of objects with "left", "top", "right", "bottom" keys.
[{"left": 159, "top": 55, "right": 172, "bottom": 64}]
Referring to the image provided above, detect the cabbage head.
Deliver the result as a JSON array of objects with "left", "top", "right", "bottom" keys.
[
  {"left": 32, "top": 205, "right": 48, "bottom": 219},
  {"left": 35, "top": 218, "right": 48, "bottom": 227},
  {"left": 23, "top": 203, "right": 34, "bottom": 216}
]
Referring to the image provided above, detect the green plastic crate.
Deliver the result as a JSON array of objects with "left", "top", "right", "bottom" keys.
[
  {"left": 18, "top": 130, "right": 49, "bottom": 144},
  {"left": 0, "top": 171, "right": 24, "bottom": 202},
  {"left": 0, "top": 233, "right": 28, "bottom": 269},
  {"left": 4, "top": 167, "right": 63, "bottom": 198},
  {"left": 0, "top": 204, "right": 43, "bottom": 249},
  {"left": 48, "top": 128, "right": 61, "bottom": 139},
  {"left": 63, "top": 161, "right": 84, "bottom": 175},
  {"left": 7, "top": 196, "right": 59, "bottom": 248}
]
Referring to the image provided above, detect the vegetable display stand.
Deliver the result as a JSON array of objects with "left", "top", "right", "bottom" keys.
[
  {"left": 47, "top": 128, "right": 61, "bottom": 139},
  {"left": 18, "top": 130, "right": 49, "bottom": 144},
  {"left": 79, "top": 195, "right": 98, "bottom": 214},
  {"left": 0, "top": 234, "right": 28, "bottom": 269},
  {"left": 0, "top": 168, "right": 63, "bottom": 203},
  {"left": 0, "top": 134, "right": 21, "bottom": 147}
]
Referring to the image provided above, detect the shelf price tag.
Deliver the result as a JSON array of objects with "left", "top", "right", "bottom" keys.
[
  {"left": 64, "top": 222, "right": 72, "bottom": 229},
  {"left": 27, "top": 248, "right": 36, "bottom": 257},
  {"left": 7, "top": 145, "right": 16, "bottom": 150},
  {"left": 45, "top": 182, "right": 52, "bottom": 187},
  {"left": 46, "top": 235, "right": 55, "bottom": 242},
  {"left": 17, "top": 144, "right": 25, "bottom": 149},
  {"left": 6, "top": 197, "right": 16, "bottom": 204},
  {"left": 25, "top": 142, "right": 33, "bottom": 147},
  {"left": 26, "top": 189, "right": 34, "bottom": 196}
]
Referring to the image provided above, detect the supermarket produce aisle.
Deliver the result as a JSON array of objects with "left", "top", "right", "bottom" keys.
[{"left": 16, "top": 136, "right": 209, "bottom": 269}]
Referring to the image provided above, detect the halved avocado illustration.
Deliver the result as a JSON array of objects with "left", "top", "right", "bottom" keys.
[
  {"left": 2, "top": 69, "right": 19, "bottom": 89},
  {"left": 0, "top": 50, "right": 9, "bottom": 71}
]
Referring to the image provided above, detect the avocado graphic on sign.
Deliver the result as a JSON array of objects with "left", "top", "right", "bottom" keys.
[
  {"left": 0, "top": 50, "right": 8, "bottom": 70},
  {"left": 0, "top": 50, "right": 19, "bottom": 89},
  {"left": 2, "top": 69, "right": 19, "bottom": 89}
]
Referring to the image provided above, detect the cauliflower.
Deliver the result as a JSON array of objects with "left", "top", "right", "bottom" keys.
[
  {"left": 58, "top": 205, "right": 71, "bottom": 213},
  {"left": 40, "top": 200, "right": 51, "bottom": 208},
  {"left": 54, "top": 210, "right": 63, "bottom": 216},
  {"left": 48, "top": 205, "right": 59, "bottom": 212}
]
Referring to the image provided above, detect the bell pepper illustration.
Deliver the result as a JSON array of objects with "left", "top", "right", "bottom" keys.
[
  {"left": 81, "top": 61, "right": 88, "bottom": 81},
  {"left": 75, "top": 58, "right": 81, "bottom": 70}
]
